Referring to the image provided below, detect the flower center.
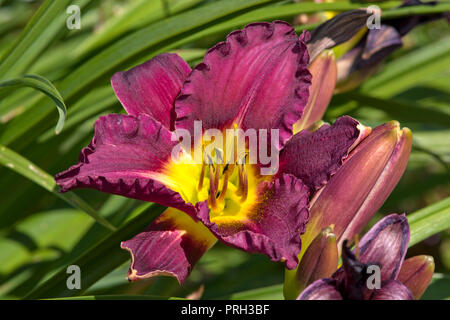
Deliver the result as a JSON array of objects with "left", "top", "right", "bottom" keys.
[
  {"left": 162, "top": 132, "right": 266, "bottom": 224},
  {"left": 197, "top": 151, "right": 249, "bottom": 214}
]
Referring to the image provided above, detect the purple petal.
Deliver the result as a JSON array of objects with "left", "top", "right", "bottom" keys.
[
  {"left": 279, "top": 116, "right": 369, "bottom": 191},
  {"left": 121, "top": 208, "right": 216, "bottom": 284},
  {"left": 371, "top": 280, "right": 414, "bottom": 300},
  {"left": 358, "top": 214, "right": 410, "bottom": 282},
  {"left": 333, "top": 239, "right": 374, "bottom": 300},
  {"left": 197, "top": 174, "right": 309, "bottom": 269},
  {"left": 111, "top": 53, "right": 191, "bottom": 129},
  {"left": 55, "top": 114, "right": 195, "bottom": 215},
  {"left": 175, "top": 21, "right": 311, "bottom": 146},
  {"left": 297, "top": 278, "right": 343, "bottom": 300},
  {"left": 361, "top": 26, "right": 402, "bottom": 65}
]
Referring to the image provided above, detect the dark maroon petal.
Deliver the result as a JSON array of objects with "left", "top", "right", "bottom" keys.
[
  {"left": 297, "top": 278, "right": 343, "bottom": 300},
  {"left": 175, "top": 21, "right": 311, "bottom": 146},
  {"left": 55, "top": 114, "right": 195, "bottom": 215},
  {"left": 111, "top": 53, "right": 191, "bottom": 129},
  {"left": 333, "top": 239, "right": 374, "bottom": 300},
  {"left": 307, "top": 9, "right": 371, "bottom": 62},
  {"left": 278, "top": 116, "right": 367, "bottom": 191},
  {"left": 197, "top": 174, "right": 309, "bottom": 269},
  {"left": 358, "top": 214, "right": 410, "bottom": 282},
  {"left": 361, "top": 26, "right": 402, "bottom": 66},
  {"left": 121, "top": 208, "right": 216, "bottom": 284},
  {"left": 371, "top": 280, "right": 414, "bottom": 300}
]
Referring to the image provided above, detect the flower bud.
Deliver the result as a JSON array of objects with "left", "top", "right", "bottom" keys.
[
  {"left": 296, "top": 226, "right": 338, "bottom": 292},
  {"left": 303, "top": 121, "right": 412, "bottom": 253},
  {"left": 398, "top": 255, "right": 435, "bottom": 299},
  {"left": 293, "top": 50, "right": 337, "bottom": 133}
]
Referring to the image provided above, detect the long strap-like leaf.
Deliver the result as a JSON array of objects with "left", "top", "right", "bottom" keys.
[
  {"left": 0, "top": 74, "right": 66, "bottom": 134},
  {"left": 0, "top": 144, "right": 116, "bottom": 231}
]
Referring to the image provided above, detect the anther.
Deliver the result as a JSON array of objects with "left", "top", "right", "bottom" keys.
[
  {"left": 217, "top": 171, "right": 229, "bottom": 203},
  {"left": 198, "top": 162, "right": 205, "bottom": 191}
]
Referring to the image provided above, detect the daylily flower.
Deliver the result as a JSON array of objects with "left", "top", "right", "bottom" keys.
[
  {"left": 55, "top": 21, "right": 370, "bottom": 284},
  {"left": 298, "top": 214, "right": 435, "bottom": 300},
  {"left": 284, "top": 120, "right": 411, "bottom": 299}
]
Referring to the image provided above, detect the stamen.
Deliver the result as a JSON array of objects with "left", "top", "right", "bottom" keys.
[
  {"left": 198, "top": 162, "right": 205, "bottom": 191},
  {"left": 213, "top": 148, "right": 223, "bottom": 192},
  {"left": 236, "top": 153, "right": 247, "bottom": 197},
  {"left": 217, "top": 171, "right": 229, "bottom": 203},
  {"left": 208, "top": 164, "right": 216, "bottom": 209},
  {"left": 222, "top": 163, "right": 229, "bottom": 174},
  {"left": 214, "top": 147, "right": 223, "bottom": 164},
  {"left": 240, "top": 164, "right": 248, "bottom": 203},
  {"left": 214, "top": 163, "right": 220, "bottom": 192},
  {"left": 236, "top": 164, "right": 244, "bottom": 196}
]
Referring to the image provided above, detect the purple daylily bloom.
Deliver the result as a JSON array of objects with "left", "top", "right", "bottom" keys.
[
  {"left": 55, "top": 21, "right": 370, "bottom": 284},
  {"left": 298, "top": 214, "right": 434, "bottom": 300}
]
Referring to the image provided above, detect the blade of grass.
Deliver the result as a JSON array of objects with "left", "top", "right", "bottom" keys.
[
  {"left": 0, "top": 0, "right": 79, "bottom": 79},
  {"left": 0, "top": 144, "right": 116, "bottom": 231},
  {"left": 408, "top": 197, "right": 450, "bottom": 247},
  {"left": 341, "top": 92, "right": 450, "bottom": 127},
  {"left": 0, "top": 74, "right": 67, "bottom": 134},
  {"left": 75, "top": 0, "right": 203, "bottom": 57},
  {"left": 227, "top": 284, "right": 283, "bottom": 300},
  {"left": 362, "top": 37, "right": 450, "bottom": 95},
  {"left": 25, "top": 203, "right": 165, "bottom": 299}
]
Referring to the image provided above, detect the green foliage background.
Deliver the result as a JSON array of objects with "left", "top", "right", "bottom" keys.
[{"left": 0, "top": 0, "right": 449, "bottom": 300}]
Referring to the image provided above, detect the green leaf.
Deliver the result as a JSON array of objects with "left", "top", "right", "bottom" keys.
[
  {"left": 0, "top": 0, "right": 74, "bottom": 79},
  {"left": 362, "top": 36, "right": 450, "bottom": 96},
  {"left": 408, "top": 197, "right": 450, "bottom": 247},
  {"left": 381, "top": 2, "right": 450, "bottom": 20},
  {"left": 227, "top": 284, "right": 283, "bottom": 300},
  {"left": 421, "top": 273, "right": 450, "bottom": 300},
  {"left": 25, "top": 203, "right": 165, "bottom": 299},
  {"left": 0, "top": 74, "right": 66, "bottom": 134},
  {"left": 340, "top": 92, "right": 450, "bottom": 128},
  {"left": 0, "top": 144, "right": 116, "bottom": 231},
  {"left": 75, "top": 0, "right": 203, "bottom": 57}
]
